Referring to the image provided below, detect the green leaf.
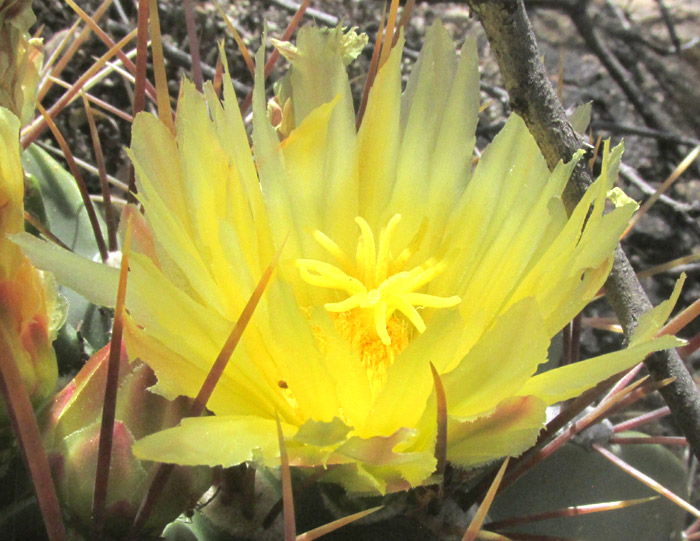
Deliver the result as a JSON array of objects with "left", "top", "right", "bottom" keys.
[
  {"left": 22, "top": 173, "right": 50, "bottom": 235},
  {"left": 21, "top": 144, "right": 113, "bottom": 350},
  {"left": 22, "top": 144, "right": 106, "bottom": 256}
]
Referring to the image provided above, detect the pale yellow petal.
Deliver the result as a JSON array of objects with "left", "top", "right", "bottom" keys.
[
  {"left": 447, "top": 396, "right": 547, "bottom": 466},
  {"left": 176, "top": 82, "right": 244, "bottom": 313},
  {"left": 204, "top": 80, "right": 270, "bottom": 275},
  {"left": 358, "top": 308, "right": 464, "bottom": 438},
  {"left": 276, "top": 28, "right": 360, "bottom": 251},
  {"left": 125, "top": 254, "right": 298, "bottom": 420},
  {"left": 569, "top": 102, "right": 592, "bottom": 133},
  {"left": 335, "top": 427, "right": 435, "bottom": 489},
  {"left": 388, "top": 22, "right": 458, "bottom": 240},
  {"left": 280, "top": 95, "right": 340, "bottom": 253},
  {"left": 0, "top": 108, "right": 24, "bottom": 274},
  {"left": 129, "top": 112, "right": 189, "bottom": 229},
  {"left": 0, "top": 108, "right": 22, "bottom": 218},
  {"left": 434, "top": 116, "right": 575, "bottom": 356},
  {"left": 509, "top": 143, "right": 637, "bottom": 335},
  {"left": 631, "top": 274, "right": 685, "bottom": 346},
  {"left": 442, "top": 298, "right": 549, "bottom": 418},
  {"left": 253, "top": 45, "right": 303, "bottom": 259},
  {"left": 356, "top": 33, "right": 404, "bottom": 230},
  {"left": 440, "top": 114, "right": 554, "bottom": 298},
  {"left": 132, "top": 415, "right": 295, "bottom": 467},
  {"left": 424, "top": 33, "right": 480, "bottom": 248},
  {"left": 130, "top": 115, "right": 231, "bottom": 316},
  {"left": 260, "top": 281, "right": 340, "bottom": 422},
  {"left": 311, "top": 307, "right": 373, "bottom": 429},
  {"left": 293, "top": 416, "right": 352, "bottom": 447},
  {"left": 13, "top": 233, "right": 118, "bottom": 308},
  {"left": 519, "top": 335, "right": 683, "bottom": 405}
]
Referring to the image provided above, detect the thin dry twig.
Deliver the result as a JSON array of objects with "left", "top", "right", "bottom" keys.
[
  {"left": 82, "top": 94, "right": 118, "bottom": 251},
  {"left": 91, "top": 219, "right": 132, "bottom": 537},
  {"left": 183, "top": 0, "right": 203, "bottom": 91},
  {"left": 623, "top": 145, "right": 700, "bottom": 237},
  {"left": 270, "top": 0, "right": 339, "bottom": 26},
  {"left": 653, "top": 0, "right": 682, "bottom": 54},
  {"left": 36, "top": 103, "right": 109, "bottom": 262}
]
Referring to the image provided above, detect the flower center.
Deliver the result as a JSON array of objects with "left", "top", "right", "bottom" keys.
[{"left": 297, "top": 214, "right": 461, "bottom": 346}]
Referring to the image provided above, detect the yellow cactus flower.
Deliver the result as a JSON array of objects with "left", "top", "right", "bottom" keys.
[
  {"left": 123, "top": 24, "right": 679, "bottom": 493},
  {"left": 0, "top": 106, "right": 59, "bottom": 419}
]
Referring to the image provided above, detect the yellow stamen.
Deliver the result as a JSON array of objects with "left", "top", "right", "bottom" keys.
[
  {"left": 297, "top": 215, "right": 461, "bottom": 346},
  {"left": 312, "top": 229, "right": 352, "bottom": 269},
  {"left": 375, "top": 213, "right": 402, "bottom": 283},
  {"left": 296, "top": 259, "right": 365, "bottom": 296},
  {"left": 355, "top": 216, "right": 376, "bottom": 282}
]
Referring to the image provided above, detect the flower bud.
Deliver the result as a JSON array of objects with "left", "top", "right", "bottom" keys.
[
  {"left": 0, "top": 0, "right": 43, "bottom": 125},
  {"left": 43, "top": 343, "right": 212, "bottom": 534},
  {"left": 0, "top": 107, "right": 59, "bottom": 421}
]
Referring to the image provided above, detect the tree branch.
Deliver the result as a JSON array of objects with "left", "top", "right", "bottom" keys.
[{"left": 465, "top": 0, "right": 700, "bottom": 460}]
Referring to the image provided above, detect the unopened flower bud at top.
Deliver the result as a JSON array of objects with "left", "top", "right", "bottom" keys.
[{"left": 0, "top": 0, "right": 43, "bottom": 125}]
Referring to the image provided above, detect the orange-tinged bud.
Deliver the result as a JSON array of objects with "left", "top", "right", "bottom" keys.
[
  {"left": 43, "top": 343, "right": 212, "bottom": 534},
  {"left": 0, "top": 107, "right": 59, "bottom": 421}
]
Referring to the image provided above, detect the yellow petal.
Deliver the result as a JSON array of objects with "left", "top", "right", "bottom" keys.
[
  {"left": 132, "top": 415, "right": 295, "bottom": 467},
  {"left": 335, "top": 427, "right": 435, "bottom": 489},
  {"left": 130, "top": 113, "right": 232, "bottom": 316},
  {"left": 631, "top": 274, "right": 685, "bottom": 346},
  {"left": 357, "top": 307, "right": 464, "bottom": 438},
  {"left": 447, "top": 396, "right": 547, "bottom": 466},
  {"left": 293, "top": 416, "right": 352, "bottom": 447},
  {"left": 279, "top": 95, "right": 341, "bottom": 252},
  {"left": 260, "top": 282, "right": 340, "bottom": 422},
  {"left": 0, "top": 108, "right": 58, "bottom": 416},
  {"left": 205, "top": 72, "right": 273, "bottom": 269},
  {"left": 252, "top": 43, "right": 303, "bottom": 259},
  {"left": 129, "top": 112, "right": 189, "bottom": 229},
  {"left": 441, "top": 114, "right": 557, "bottom": 299},
  {"left": 12, "top": 232, "right": 118, "bottom": 308},
  {"left": 519, "top": 335, "right": 683, "bottom": 405},
  {"left": 122, "top": 317, "right": 274, "bottom": 419},
  {"left": 569, "top": 102, "right": 592, "bottom": 133},
  {"left": 424, "top": 33, "right": 480, "bottom": 248},
  {"left": 508, "top": 142, "right": 636, "bottom": 336},
  {"left": 311, "top": 307, "right": 372, "bottom": 429},
  {"left": 442, "top": 298, "right": 549, "bottom": 419},
  {"left": 388, "top": 22, "right": 458, "bottom": 239},
  {"left": 356, "top": 32, "right": 404, "bottom": 230}
]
